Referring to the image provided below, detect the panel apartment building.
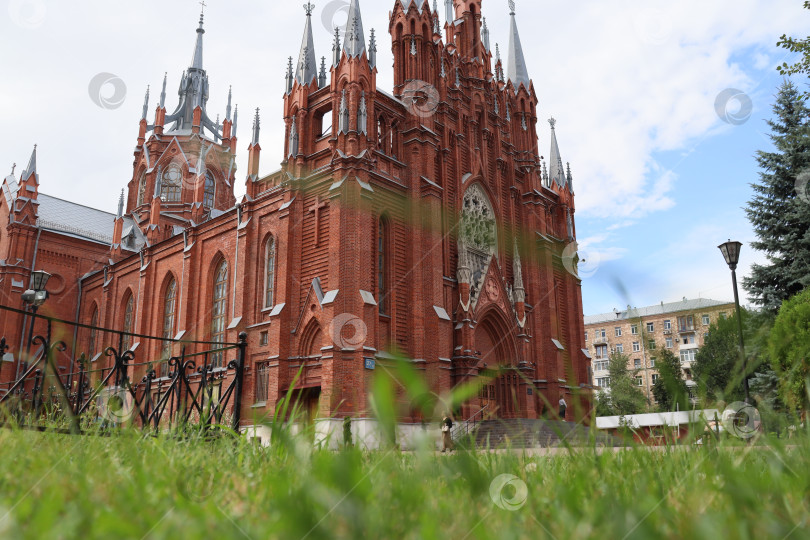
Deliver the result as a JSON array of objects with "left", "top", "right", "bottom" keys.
[{"left": 584, "top": 298, "right": 735, "bottom": 403}]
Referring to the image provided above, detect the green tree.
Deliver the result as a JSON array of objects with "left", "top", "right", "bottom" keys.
[
  {"left": 768, "top": 288, "right": 810, "bottom": 414},
  {"left": 652, "top": 349, "right": 689, "bottom": 412},
  {"left": 777, "top": 1, "right": 810, "bottom": 91},
  {"left": 596, "top": 353, "right": 647, "bottom": 416},
  {"left": 744, "top": 80, "right": 810, "bottom": 312},
  {"left": 693, "top": 310, "right": 753, "bottom": 403}
]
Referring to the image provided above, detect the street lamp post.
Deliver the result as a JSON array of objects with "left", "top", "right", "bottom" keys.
[
  {"left": 20, "top": 270, "right": 51, "bottom": 367},
  {"left": 718, "top": 241, "right": 751, "bottom": 404}
]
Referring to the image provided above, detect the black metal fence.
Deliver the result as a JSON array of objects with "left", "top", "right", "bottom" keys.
[{"left": 0, "top": 304, "right": 246, "bottom": 435}]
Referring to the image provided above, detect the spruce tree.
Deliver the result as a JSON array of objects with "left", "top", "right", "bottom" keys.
[{"left": 744, "top": 80, "right": 810, "bottom": 312}]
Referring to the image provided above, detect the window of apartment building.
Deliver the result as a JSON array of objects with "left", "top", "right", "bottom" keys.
[
  {"left": 683, "top": 335, "right": 692, "bottom": 345},
  {"left": 634, "top": 376, "right": 643, "bottom": 386},
  {"left": 680, "top": 349, "right": 697, "bottom": 364},
  {"left": 719, "top": 312, "right": 727, "bottom": 320},
  {"left": 598, "top": 329, "right": 606, "bottom": 339},
  {"left": 666, "top": 337, "right": 673, "bottom": 349},
  {"left": 595, "top": 377, "right": 611, "bottom": 388},
  {"left": 615, "top": 327, "right": 622, "bottom": 337},
  {"left": 595, "top": 344, "right": 608, "bottom": 359},
  {"left": 664, "top": 320, "right": 672, "bottom": 331},
  {"left": 678, "top": 315, "right": 694, "bottom": 332},
  {"left": 702, "top": 314, "right": 710, "bottom": 326},
  {"left": 594, "top": 360, "right": 609, "bottom": 372},
  {"left": 647, "top": 339, "right": 656, "bottom": 350},
  {"left": 584, "top": 331, "right": 588, "bottom": 342},
  {"left": 646, "top": 322, "right": 654, "bottom": 333},
  {"left": 652, "top": 374, "right": 659, "bottom": 384},
  {"left": 650, "top": 357, "right": 656, "bottom": 367},
  {"left": 255, "top": 362, "right": 270, "bottom": 403},
  {"left": 615, "top": 343, "right": 624, "bottom": 354},
  {"left": 260, "top": 331, "right": 269, "bottom": 347},
  {"left": 631, "top": 324, "right": 639, "bottom": 335},
  {"left": 632, "top": 341, "right": 640, "bottom": 352},
  {"left": 634, "top": 358, "right": 642, "bottom": 368}
]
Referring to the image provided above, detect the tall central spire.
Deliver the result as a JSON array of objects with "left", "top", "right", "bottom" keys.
[
  {"left": 295, "top": 2, "right": 318, "bottom": 85},
  {"left": 343, "top": 0, "right": 366, "bottom": 58},
  {"left": 507, "top": 0, "right": 531, "bottom": 89},
  {"left": 191, "top": 11, "right": 205, "bottom": 71}
]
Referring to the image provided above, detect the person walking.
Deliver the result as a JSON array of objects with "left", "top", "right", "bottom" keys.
[
  {"left": 441, "top": 415, "right": 454, "bottom": 453},
  {"left": 559, "top": 397, "right": 568, "bottom": 421}
]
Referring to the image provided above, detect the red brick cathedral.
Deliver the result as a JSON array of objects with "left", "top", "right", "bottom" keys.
[{"left": 0, "top": 0, "right": 588, "bottom": 433}]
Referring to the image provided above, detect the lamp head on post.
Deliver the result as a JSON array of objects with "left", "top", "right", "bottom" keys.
[
  {"left": 718, "top": 240, "right": 743, "bottom": 271},
  {"left": 22, "top": 270, "right": 51, "bottom": 308}
]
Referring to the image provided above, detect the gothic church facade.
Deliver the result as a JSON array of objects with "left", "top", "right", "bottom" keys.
[{"left": 0, "top": 0, "right": 589, "bottom": 432}]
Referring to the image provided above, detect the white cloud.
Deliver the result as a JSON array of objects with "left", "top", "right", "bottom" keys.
[{"left": 0, "top": 0, "right": 807, "bottom": 223}]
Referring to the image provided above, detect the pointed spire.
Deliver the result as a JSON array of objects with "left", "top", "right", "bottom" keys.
[
  {"left": 566, "top": 162, "right": 574, "bottom": 193},
  {"left": 495, "top": 43, "right": 504, "bottom": 82},
  {"left": 191, "top": 9, "right": 205, "bottom": 71},
  {"left": 440, "top": 56, "right": 447, "bottom": 78},
  {"left": 343, "top": 0, "right": 366, "bottom": 58},
  {"left": 141, "top": 86, "right": 150, "bottom": 120},
  {"left": 548, "top": 118, "right": 566, "bottom": 188},
  {"left": 445, "top": 0, "right": 454, "bottom": 25},
  {"left": 10, "top": 163, "right": 16, "bottom": 177},
  {"left": 358, "top": 91, "right": 368, "bottom": 134},
  {"left": 318, "top": 57, "right": 327, "bottom": 87},
  {"left": 117, "top": 189, "right": 125, "bottom": 219},
  {"left": 369, "top": 28, "right": 377, "bottom": 69},
  {"left": 481, "top": 17, "right": 491, "bottom": 52},
  {"left": 432, "top": 0, "right": 441, "bottom": 34},
  {"left": 159, "top": 73, "right": 168, "bottom": 108},
  {"left": 332, "top": 26, "right": 342, "bottom": 67},
  {"left": 295, "top": 3, "right": 318, "bottom": 86},
  {"left": 233, "top": 105, "right": 239, "bottom": 137},
  {"left": 252, "top": 108, "right": 261, "bottom": 146},
  {"left": 457, "top": 238, "right": 472, "bottom": 286},
  {"left": 226, "top": 86, "right": 232, "bottom": 121},
  {"left": 285, "top": 56, "right": 294, "bottom": 94},
  {"left": 507, "top": 0, "right": 531, "bottom": 88},
  {"left": 21, "top": 144, "right": 37, "bottom": 182}
]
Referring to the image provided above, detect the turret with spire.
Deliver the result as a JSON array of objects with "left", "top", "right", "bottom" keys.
[
  {"left": 507, "top": 0, "right": 531, "bottom": 90},
  {"left": 295, "top": 2, "right": 318, "bottom": 87}
]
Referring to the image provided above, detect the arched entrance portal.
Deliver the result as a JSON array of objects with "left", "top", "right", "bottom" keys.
[{"left": 474, "top": 312, "right": 521, "bottom": 419}]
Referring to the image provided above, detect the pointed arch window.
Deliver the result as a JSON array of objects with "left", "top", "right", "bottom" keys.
[
  {"left": 264, "top": 237, "right": 276, "bottom": 308},
  {"left": 161, "top": 278, "right": 177, "bottom": 362},
  {"left": 160, "top": 164, "right": 182, "bottom": 203},
  {"left": 461, "top": 183, "right": 498, "bottom": 288},
  {"left": 137, "top": 172, "right": 147, "bottom": 206},
  {"left": 211, "top": 260, "right": 229, "bottom": 367},
  {"left": 88, "top": 306, "right": 99, "bottom": 358},
  {"left": 121, "top": 294, "right": 134, "bottom": 352},
  {"left": 203, "top": 171, "right": 216, "bottom": 208},
  {"left": 378, "top": 217, "right": 390, "bottom": 315}
]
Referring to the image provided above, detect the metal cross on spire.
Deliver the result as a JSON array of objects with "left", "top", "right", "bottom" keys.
[
  {"left": 304, "top": 1, "right": 315, "bottom": 15},
  {"left": 10, "top": 163, "right": 16, "bottom": 175},
  {"left": 199, "top": 1, "right": 207, "bottom": 14},
  {"left": 508, "top": 0, "right": 516, "bottom": 14}
]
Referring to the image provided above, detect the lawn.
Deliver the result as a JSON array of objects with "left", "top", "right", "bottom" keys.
[{"left": 0, "top": 425, "right": 808, "bottom": 539}]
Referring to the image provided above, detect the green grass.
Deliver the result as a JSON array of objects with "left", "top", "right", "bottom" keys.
[{"left": 0, "top": 426, "right": 808, "bottom": 539}]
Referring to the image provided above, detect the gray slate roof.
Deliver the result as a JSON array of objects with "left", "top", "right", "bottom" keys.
[
  {"left": 584, "top": 298, "right": 733, "bottom": 326},
  {"left": 37, "top": 194, "right": 115, "bottom": 244}
]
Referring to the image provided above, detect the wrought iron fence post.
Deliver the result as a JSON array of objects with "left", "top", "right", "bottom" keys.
[{"left": 231, "top": 332, "right": 247, "bottom": 432}]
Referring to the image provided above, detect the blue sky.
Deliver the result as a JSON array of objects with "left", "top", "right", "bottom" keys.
[{"left": 1, "top": 1, "right": 809, "bottom": 316}]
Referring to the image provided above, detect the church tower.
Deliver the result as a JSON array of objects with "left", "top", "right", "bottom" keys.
[
  {"left": 265, "top": 0, "right": 586, "bottom": 422},
  {"left": 113, "top": 10, "right": 238, "bottom": 255}
]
